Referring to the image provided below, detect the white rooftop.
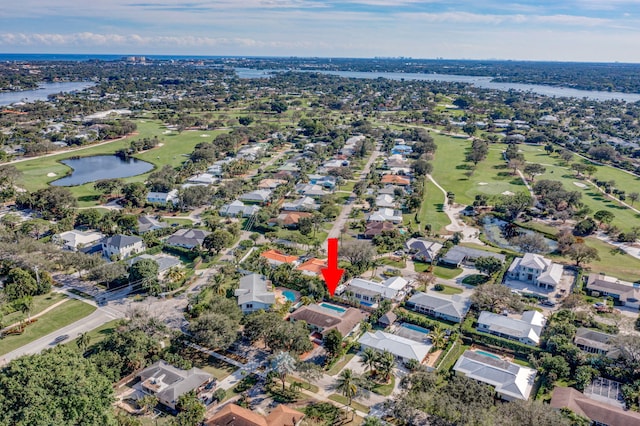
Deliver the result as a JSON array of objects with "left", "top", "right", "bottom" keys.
[{"left": 359, "top": 330, "right": 432, "bottom": 362}]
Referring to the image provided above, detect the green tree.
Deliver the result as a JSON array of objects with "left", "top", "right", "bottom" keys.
[
  {"left": 474, "top": 256, "right": 504, "bottom": 276},
  {"left": 172, "top": 391, "right": 205, "bottom": 426},
  {"left": 594, "top": 210, "right": 615, "bottom": 227},
  {"left": 121, "top": 182, "right": 148, "bottom": 207},
  {"left": 270, "top": 351, "right": 298, "bottom": 391},
  {"left": 128, "top": 259, "right": 160, "bottom": 295},
  {"left": 77, "top": 331, "right": 92, "bottom": 352},
  {"left": 523, "top": 163, "right": 547, "bottom": 181},
  {"left": 188, "top": 313, "right": 238, "bottom": 350},
  {"left": 0, "top": 345, "right": 115, "bottom": 425},
  {"left": 203, "top": 229, "right": 233, "bottom": 255},
  {"left": 360, "top": 347, "right": 378, "bottom": 375},
  {"left": 335, "top": 368, "right": 359, "bottom": 406},
  {"left": 323, "top": 329, "right": 343, "bottom": 359},
  {"left": 566, "top": 243, "right": 599, "bottom": 267},
  {"left": 3, "top": 267, "right": 38, "bottom": 301},
  {"left": 374, "top": 351, "right": 395, "bottom": 382}
]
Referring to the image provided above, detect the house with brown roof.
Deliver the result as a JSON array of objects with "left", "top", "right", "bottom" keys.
[
  {"left": 380, "top": 174, "right": 411, "bottom": 186},
  {"left": 258, "top": 178, "right": 287, "bottom": 190},
  {"left": 269, "top": 211, "right": 313, "bottom": 228},
  {"left": 361, "top": 221, "right": 395, "bottom": 239},
  {"left": 260, "top": 249, "right": 300, "bottom": 267},
  {"left": 289, "top": 303, "right": 367, "bottom": 337},
  {"left": 206, "top": 403, "right": 304, "bottom": 426},
  {"left": 295, "top": 258, "right": 327, "bottom": 276},
  {"left": 550, "top": 387, "right": 640, "bottom": 426}
]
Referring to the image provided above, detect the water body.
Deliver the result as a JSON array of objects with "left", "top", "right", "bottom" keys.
[
  {"left": 51, "top": 155, "right": 154, "bottom": 186},
  {"left": 482, "top": 216, "right": 558, "bottom": 254},
  {"left": 0, "top": 81, "right": 95, "bottom": 106},
  {"left": 235, "top": 68, "right": 640, "bottom": 103}
]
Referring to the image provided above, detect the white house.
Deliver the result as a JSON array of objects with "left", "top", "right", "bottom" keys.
[
  {"left": 219, "top": 200, "right": 261, "bottom": 217},
  {"left": 138, "top": 361, "right": 212, "bottom": 410},
  {"left": 367, "top": 208, "right": 403, "bottom": 224},
  {"left": 359, "top": 330, "right": 432, "bottom": 364},
  {"left": 234, "top": 274, "right": 276, "bottom": 313},
  {"left": 477, "top": 310, "right": 546, "bottom": 346},
  {"left": 282, "top": 196, "right": 319, "bottom": 212},
  {"left": 239, "top": 189, "right": 272, "bottom": 203},
  {"left": 507, "top": 253, "right": 563, "bottom": 290},
  {"left": 54, "top": 230, "right": 104, "bottom": 252},
  {"left": 146, "top": 189, "right": 179, "bottom": 205},
  {"left": 186, "top": 173, "right": 218, "bottom": 185},
  {"left": 375, "top": 194, "right": 397, "bottom": 208},
  {"left": 101, "top": 234, "right": 145, "bottom": 259},
  {"left": 339, "top": 276, "right": 409, "bottom": 304},
  {"left": 405, "top": 292, "right": 471, "bottom": 323},
  {"left": 453, "top": 350, "right": 537, "bottom": 401}
]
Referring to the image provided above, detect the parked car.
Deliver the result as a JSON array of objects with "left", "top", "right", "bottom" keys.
[
  {"left": 53, "top": 334, "right": 69, "bottom": 343},
  {"left": 204, "top": 380, "right": 217, "bottom": 390}
]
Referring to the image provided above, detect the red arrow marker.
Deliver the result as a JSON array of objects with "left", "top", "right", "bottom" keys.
[{"left": 321, "top": 238, "right": 344, "bottom": 296}]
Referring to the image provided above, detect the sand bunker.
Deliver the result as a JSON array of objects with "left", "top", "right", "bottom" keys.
[
  {"left": 162, "top": 130, "right": 172, "bottom": 134},
  {"left": 200, "top": 134, "right": 210, "bottom": 137},
  {"left": 478, "top": 182, "right": 488, "bottom": 186},
  {"left": 47, "top": 172, "right": 57, "bottom": 177},
  {"left": 573, "top": 182, "right": 588, "bottom": 189},
  {"left": 502, "top": 191, "right": 515, "bottom": 196}
]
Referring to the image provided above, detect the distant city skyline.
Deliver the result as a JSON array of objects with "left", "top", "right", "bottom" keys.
[{"left": 1, "top": 1, "right": 640, "bottom": 62}]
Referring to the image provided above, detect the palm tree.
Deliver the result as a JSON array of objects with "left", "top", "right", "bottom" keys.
[
  {"left": 429, "top": 325, "right": 446, "bottom": 350},
  {"left": 374, "top": 351, "right": 395, "bottom": 383},
  {"left": 165, "top": 266, "right": 186, "bottom": 285},
  {"left": 270, "top": 351, "right": 297, "bottom": 391},
  {"left": 77, "top": 332, "right": 91, "bottom": 352},
  {"left": 335, "top": 368, "right": 359, "bottom": 406},
  {"left": 208, "top": 274, "right": 227, "bottom": 295},
  {"left": 360, "top": 347, "right": 378, "bottom": 375},
  {"left": 18, "top": 296, "right": 33, "bottom": 321}
]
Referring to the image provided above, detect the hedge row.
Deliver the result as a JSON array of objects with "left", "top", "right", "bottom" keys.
[{"left": 461, "top": 317, "right": 541, "bottom": 356}]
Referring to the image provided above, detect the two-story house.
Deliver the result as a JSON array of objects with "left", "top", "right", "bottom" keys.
[
  {"left": 507, "top": 253, "right": 563, "bottom": 290},
  {"left": 101, "top": 234, "right": 145, "bottom": 259}
]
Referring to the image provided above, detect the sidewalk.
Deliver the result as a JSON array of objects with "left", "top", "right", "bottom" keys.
[{"left": 0, "top": 298, "right": 69, "bottom": 334}]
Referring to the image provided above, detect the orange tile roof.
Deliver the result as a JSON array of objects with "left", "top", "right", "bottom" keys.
[
  {"left": 296, "top": 258, "right": 327, "bottom": 275},
  {"left": 261, "top": 249, "right": 299, "bottom": 264},
  {"left": 206, "top": 404, "right": 268, "bottom": 426},
  {"left": 265, "top": 405, "right": 305, "bottom": 426},
  {"left": 381, "top": 174, "right": 410, "bottom": 185}
]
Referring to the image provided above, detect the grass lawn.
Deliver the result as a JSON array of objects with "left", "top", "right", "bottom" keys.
[
  {"left": 370, "top": 375, "right": 395, "bottom": 396},
  {"left": 327, "top": 353, "right": 356, "bottom": 376},
  {"left": 380, "top": 257, "right": 406, "bottom": 269},
  {"left": 160, "top": 218, "right": 195, "bottom": 226},
  {"left": 178, "top": 346, "right": 238, "bottom": 381},
  {"left": 286, "top": 375, "right": 320, "bottom": 393},
  {"left": 418, "top": 178, "right": 450, "bottom": 234},
  {"left": 461, "top": 274, "right": 490, "bottom": 286},
  {"left": 2, "top": 292, "right": 67, "bottom": 325},
  {"left": 0, "top": 299, "right": 96, "bottom": 356},
  {"left": 327, "top": 394, "right": 370, "bottom": 414},
  {"left": 437, "top": 342, "right": 470, "bottom": 372},
  {"left": 432, "top": 265, "right": 463, "bottom": 279},
  {"left": 413, "top": 262, "right": 432, "bottom": 273},
  {"left": 78, "top": 319, "right": 121, "bottom": 348},
  {"left": 14, "top": 121, "right": 227, "bottom": 207},
  {"left": 518, "top": 145, "right": 640, "bottom": 233},
  {"left": 433, "top": 284, "right": 463, "bottom": 295},
  {"left": 430, "top": 135, "right": 525, "bottom": 206},
  {"left": 581, "top": 237, "right": 640, "bottom": 282}
]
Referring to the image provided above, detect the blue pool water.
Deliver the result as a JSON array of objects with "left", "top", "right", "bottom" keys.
[
  {"left": 400, "top": 323, "right": 430, "bottom": 335},
  {"left": 360, "top": 300, "right": 375, "bottom": 307},
  {"left": 320, "top": 303, "right": 347, "bottom": 314},
  {"left": 475, "top": 350, "right": 501, "bottom": 360},
  {"left": 282, "top": 290, "right": 296, "bottom": 302}
]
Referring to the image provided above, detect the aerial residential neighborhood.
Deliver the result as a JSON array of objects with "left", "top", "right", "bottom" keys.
[{"left": 1, "top": 53, "right": 640, "bottom": 426}]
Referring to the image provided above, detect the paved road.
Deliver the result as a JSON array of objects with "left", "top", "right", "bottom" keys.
[
  {"left": 1, "top": 307, "right": 122, "bottom": 364},
  {"left": 324, "top": 147, "right": 381, "bottom": 251}
]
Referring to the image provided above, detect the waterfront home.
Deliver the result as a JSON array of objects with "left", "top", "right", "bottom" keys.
[{"left": 146, "top": 189, "right": 179, "bottom": 206}]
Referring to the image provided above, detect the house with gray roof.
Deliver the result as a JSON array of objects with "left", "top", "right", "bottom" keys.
[
  {"left": 219, "top": 200, "right": 261, "bottom": 217},
  {"left": 239, "top": 189, "right": 272, "bottom": 204},
  {"left": 366, "top": 208, "right": 403, "bottom": 224},
  {"left": 166, "top": 229, "right": 211, "bottom": 249},
  {"left": 440, "top": 246, "right": 505, "bottom": 268},
  {"left": 138, "top": 215, "right": 168, "bottom": 234},
  {"left": 405, "top": 238, "right": 443, "bottom": 263},
  {"left": 295, "top": 184, "right": 328, "bottom": 198},
  {"left": 54, "top": 230, "right": 104, "bottom": 252},
  {"left": 477, "top": 310, "right": 546, "bottom": 346},
  {"left": 359, "top": 330, "right": 432, "bottom": 364},
  {"left": 573, "top": 327, "right": 620, "bottom": 357},
  {"left": 375, "top": 194, "right": 397, "bottom": 208},
  {"left": 585, "top": 273, "right": 640, "bottom": 310},
  {"left": 405, "top": 292, "right": 471, "bottom": 323},
  {"left": 147, "top": 189, "right": 179, "bottom": 206},
  {"left": 453, "top": 350, "right": 537, "bottom": 401},
  {"left": 128, "top": 254, "right": 182, "bottom": 279},
  {"left": 507, "top": 253, "right": 563, "bottom": 290},
  {"left": 234, "top": 274, "right": 276, "bottom": 313},
  {"left": 138, "top": 360, "right": 213, "bottom": 410},
  {"left": 101, "top": 234, "right": 145, "bottom": 259},
  {"left": 281, "top": 196, "right": 319, "bottom": 212}
]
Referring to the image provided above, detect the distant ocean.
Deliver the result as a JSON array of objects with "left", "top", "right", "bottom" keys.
[{"left": 0, "top": 53, "right": 231, "bottom": 62}]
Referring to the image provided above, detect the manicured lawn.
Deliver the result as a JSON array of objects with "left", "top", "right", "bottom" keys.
[
  {"left": 14, "top": 120, "right": 227, "bottom": 207},
  {"left": 429, "top": 135, "right": 525, "bottom": 206},
  {"left": 327, "top": 353, "right": 356, "bottom": 376},
  {"left": 518, "top": 145, "right": 640, "bottom": 232},
  {"left": 433, "top": 284, "right": 463, "bottom": 295},
  {"left": 418, "top": 178, "right": 450, "bottom": 234},
  {"left": 413, "top": 262, "right": 432, "bottom": 273},
  {"left": 432, "top": 265, "right": 463, "bottom": 279},
  {"left": 328, "top": 394, "right": 370, "bottom": 414},
  {"left": 380, "top": 257, "right": 406, "bottom": 269},
  {"left": 582, "top": 237, "right": 640, "bottom": 282},
  {"left": 436, "top": 342, "right": 469, "bottom": 372},
  {"left": 0, "top": 299, "right": 96, "bottom": 356},
  {"left": 461, "top": 274, "right": 490, "bottom": 286},
  {"left": 286, "top": 375, "right": 320, "bottom": 393},
  {"left": 160, "top": 218, "right": 195, "bottom": 226},
  {"left": 178, "top": 346, "right": 238, "bottom": 381},
  {"left": 2, "top": 292, "right": 67, "bottom": 325},
  {"left": 370, "top": 375, "right": 395, "bottom": 396}
]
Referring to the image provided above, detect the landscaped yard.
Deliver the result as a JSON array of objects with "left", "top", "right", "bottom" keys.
[
  {"left": 326, "top": 353, "right": 356, "bottom": 376},
  {"left": 1, "top": 292, "right": 67, "bottom": 325},
  {"left": 370, "top": 375, "right": 395, "bottom": 396},
  {"left": 433, "top": 284, "right": 463, "bottom": 295},
  {"left": 327, "top": 394, "right": 370, "bottom": 414},
  {"left": 0, "top": 299, "right": 96, "bottom": 356},
  {"left": 461, "top": 274, "right": 490, "bottom": 286},
  {"left": 432, "top": 265, "right": 463, "bottom": 280},
  {"left": 179, "top": 346, "right": 238, "bottom": 381}
]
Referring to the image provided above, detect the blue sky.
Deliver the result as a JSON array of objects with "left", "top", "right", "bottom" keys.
[{"left": 1, "top": 1, "right": 640, "bottom": 62}]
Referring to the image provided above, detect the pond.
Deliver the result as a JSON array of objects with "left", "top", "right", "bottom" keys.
[
  {"left": 50, "top": 155, "right": 154, "bottom": 186},
  {"left": 0, "top": 81, "right": 95, "bottom": 106},
  {"left": 482, "top": 216, "right": 557, "bottom": 253}
]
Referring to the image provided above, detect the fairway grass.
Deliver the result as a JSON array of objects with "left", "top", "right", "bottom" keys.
[
  {"left": 0, "top": 299, "right": 96, "bottom": 356},
  {"left": 419, "top": 178, "right": 450, "bottom": 234},
  {"left": 518, "top": 145, "right": 640, "bottom": 232},
  {"left": 14, "top": 120, "right": 227, "bottom": 207}
]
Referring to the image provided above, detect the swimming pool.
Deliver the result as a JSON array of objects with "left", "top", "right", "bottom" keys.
[
  {"left": 282, "top": 290, "right": 297, "bottom": 302},
  {"left": 475, "top": 350, "right": 501, "bottom": 360},
  {"left": 359, "top": 300, "right": 375, "bottom": 307},
  {"left": 319, "top": 302, "right": 347, "bottom": 314},
  {"left": 400, "top": 323, "right": 430, "bottom": 335}
]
